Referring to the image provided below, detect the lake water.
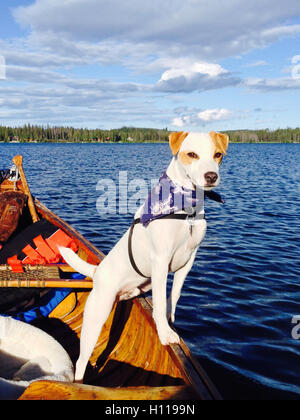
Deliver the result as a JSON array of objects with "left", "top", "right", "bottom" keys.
[{"left": 1, "top": 142, "right": 300, "bottom": 400}]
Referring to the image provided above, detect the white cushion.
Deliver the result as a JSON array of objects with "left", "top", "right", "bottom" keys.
[{"left": 0, "top": 316, "right": 74, "bottom": 400}]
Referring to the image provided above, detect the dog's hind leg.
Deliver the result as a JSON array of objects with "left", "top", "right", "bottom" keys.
[{"left": 75, "top": 275, "right": 118, "bottom": 382}]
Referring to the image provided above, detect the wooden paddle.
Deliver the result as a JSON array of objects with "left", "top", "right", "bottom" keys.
[
  {"left": 0, "top": 277, "right": 93, "bottom": 289},
  {"left": 0, "top": 264, "right": 93, "bottom": 289},
  {"left": 12, "top": 155, "right": 40, "bottom": 223}
]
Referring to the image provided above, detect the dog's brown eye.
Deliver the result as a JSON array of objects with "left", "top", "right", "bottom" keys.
[
  {"left": 187, "top": 152, "right": 199, "bottom": 159},
  {"left": 214, "top": 152, "right": 223, "bottom": 159}
]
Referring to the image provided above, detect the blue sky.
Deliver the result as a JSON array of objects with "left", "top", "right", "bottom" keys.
[{"left": 0, "top": 0, "right": 300, "bottom": 131}]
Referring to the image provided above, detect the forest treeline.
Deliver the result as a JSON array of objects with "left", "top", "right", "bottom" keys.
[
  {"left": 0, "top": 125, "right": 170, "bottom": 143},
  {"left": 0, "top": 125, "right": 299, "bottom": 143}
]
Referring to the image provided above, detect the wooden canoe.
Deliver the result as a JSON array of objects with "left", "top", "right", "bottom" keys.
[{"left": 0, "top": 160, "right": 221, "bottom": 401}]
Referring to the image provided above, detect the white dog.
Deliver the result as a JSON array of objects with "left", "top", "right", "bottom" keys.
[{"left": 60, "top": 131, "right": 229, "bottom": 382}]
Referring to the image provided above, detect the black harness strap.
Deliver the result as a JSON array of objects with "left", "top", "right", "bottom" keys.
[
  {"left": 128, "top": 212, "right": 206, "bottom": 278},
  {"left": 128, "top": 218, "right": 147, "bottom": 278}
]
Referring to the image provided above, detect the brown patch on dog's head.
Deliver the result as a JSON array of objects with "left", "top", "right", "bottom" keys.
[
  {"left": 209, "top": 131, "right": 229, "bottom": 155},
  {"left": 169, "top": 132, "right": 189, "bottom": 155},
  {"left": 179, "top": 151, "right": 200, "bottom": 165}
]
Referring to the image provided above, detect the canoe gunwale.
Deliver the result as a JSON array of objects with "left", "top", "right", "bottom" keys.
[{"left": 137, "top": 298, "right": 222, "bottom": 401}]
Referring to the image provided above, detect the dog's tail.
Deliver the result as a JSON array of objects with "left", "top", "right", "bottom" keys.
[{"left": 59, "top": 246, "right": 97, "bottom": 278}]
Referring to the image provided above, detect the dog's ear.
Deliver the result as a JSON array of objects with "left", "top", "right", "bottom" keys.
[
  {"left": 210, "top": 131, "right": 229, "bottom": 155},
  {"left": 169, "top": 132, "right": 189, "bottom": 155}
]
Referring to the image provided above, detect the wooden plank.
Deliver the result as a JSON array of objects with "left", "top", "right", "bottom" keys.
[{"left": 19, "top": 381, "right": 191, "bottom": 400}]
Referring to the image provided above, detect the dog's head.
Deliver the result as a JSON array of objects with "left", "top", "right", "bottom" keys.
[{"left": 169, "top": 131, "right": 229, "bottom": 190}]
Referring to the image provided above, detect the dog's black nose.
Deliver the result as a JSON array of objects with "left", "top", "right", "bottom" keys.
[{"left": 204, "top": 172, "right": 218, "bottom": 185}]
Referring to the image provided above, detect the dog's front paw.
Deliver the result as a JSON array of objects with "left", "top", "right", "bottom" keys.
[{"left": 157, "top": 326, "right": 180, "bottom": 346}]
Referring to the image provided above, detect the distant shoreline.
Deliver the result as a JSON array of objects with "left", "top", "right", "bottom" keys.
[
  {"left": 1, "top": 125, "right": 300, "bottom": 144},
  {"left": 0, "top": 140, "right": 299, "bottom": 145}
]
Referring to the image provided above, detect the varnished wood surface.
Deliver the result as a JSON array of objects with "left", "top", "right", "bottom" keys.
[
  {"left": 12, "top": 155, "right": 39, "bottom": 223},
  {"left": 19, "top": 381, "right": 191, "bottom": 401}
]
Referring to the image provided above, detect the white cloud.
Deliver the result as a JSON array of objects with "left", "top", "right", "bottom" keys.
[
  {"left": 13, "top": 0, "right": 300, "bottom": 63},
  {"left": 160, "top": 62, "right": 227, "bottom": 80},
  {"left": 246, "top": 60, "right": 268, "bottom": 68},
  {"left": 197, "top": 109, "right": 233, "bottom": 122},
  {"left": 172, "top": 108, "right": 234, "bottom": 127},
  {"left": 155, "top": 61, "right": 241, "bottom": 93},
  {"left": 172, "top": 117, "right": 186, "bottom": 128},
  {"left": 0, "top": 75, "right": 165, "bottom": 127},
  {"left": 245, "top": 76, "right": 300, "bottom": 91},
  {"left": 244, "top": 55, "right": 300, "bottom": 89},
  {"left": 261, "top": 24, "right": 300, "bottom": 40},
  {"left": 2, "top": 0, "right": 300, "bottom": 128},
  {"left": 6, "top": 64, "right": 66, "bottom": 84}
]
